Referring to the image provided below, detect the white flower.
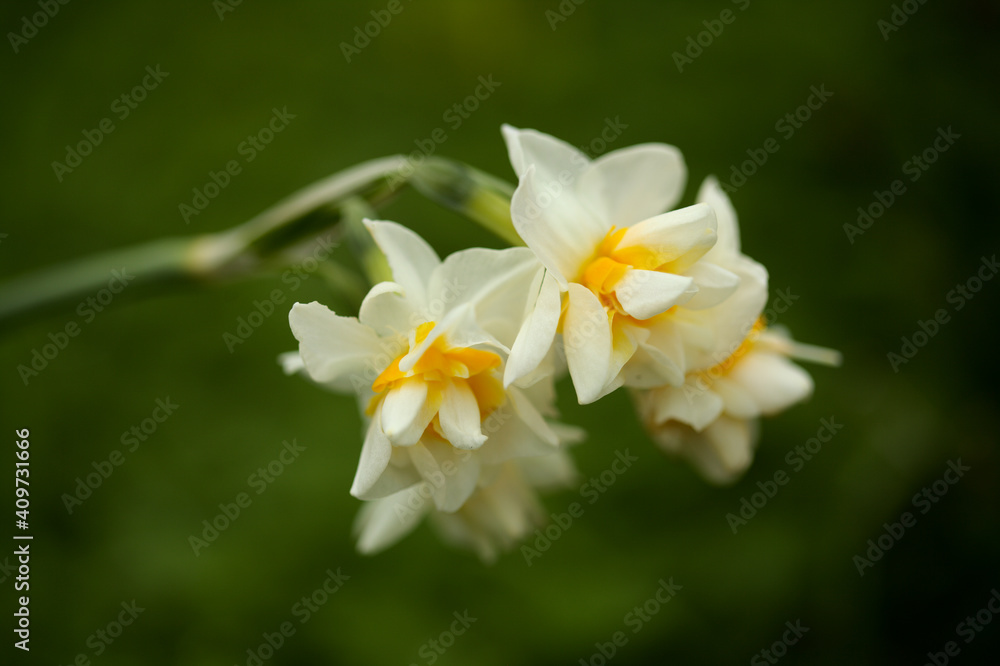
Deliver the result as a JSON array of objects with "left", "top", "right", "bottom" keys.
[
  {"left": 637, "top": 325, "right": 822, "bottom": 483},
  {"left": 288, "top": 220, "right": 567, "bottom": 514},
  {"left": 354, "top": 443, "right": 579, "bottom": 562},
  {"left": 501, "top": 125, "right": 741, "bottom": 404},
  {"left": 634, "top": 179, "right": 840, "bottom": 483}
]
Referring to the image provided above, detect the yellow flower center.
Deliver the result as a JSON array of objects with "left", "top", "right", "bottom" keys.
[
  {"left": 369, "top": 322, "right": 505, "bottom": 439},
  {"left": 576, "top": 226, "right": 666, "bottom": 320}
]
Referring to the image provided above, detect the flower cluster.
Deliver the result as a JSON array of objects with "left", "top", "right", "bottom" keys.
[{"left": 284, "top": 125, "right": 839, "bottom": 560}]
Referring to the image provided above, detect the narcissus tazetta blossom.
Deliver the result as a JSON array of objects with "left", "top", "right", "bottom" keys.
[
  {"left": 501, "top": 125, "right": 741, "bottom": 404},
  {"left": 288, "top": 220, "right": 577, "bottom": 518},
  {"left": 634, "top": 179, "right": 840, "bottom": 483}
]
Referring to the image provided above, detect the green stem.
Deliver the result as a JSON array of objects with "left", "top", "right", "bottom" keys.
[
  {"left": 0, "top": 237, "right": 195, "bottom": 323},
  {"left": 0, "top": 156, "right": 411, "bottom": 326},
  {"left": 0, "top": 155, "right": 522, "bottom": 327}
]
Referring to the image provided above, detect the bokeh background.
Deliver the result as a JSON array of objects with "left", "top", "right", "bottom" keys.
[{"left": 2, "top": 0, "right": 998, "bottom": 664}]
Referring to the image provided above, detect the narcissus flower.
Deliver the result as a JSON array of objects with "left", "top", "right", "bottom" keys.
[
  {"left": 501, "top": 125, "right": 741, "bottom": 404},
  {"left": 288, "top": 220, "right": 572, "bottom": 516},
  {"left": 634, "top": 179, "right": 840, "bottom": 483}
]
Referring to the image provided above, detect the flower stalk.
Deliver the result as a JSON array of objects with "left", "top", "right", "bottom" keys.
[{"left": 0, "top": 155, "right": 518, "bottom": 326}]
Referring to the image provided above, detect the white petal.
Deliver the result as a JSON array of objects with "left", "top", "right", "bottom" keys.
[
  {"left": 627, "top": 315, "right": 689, "bottom": 386},
  {"left": 728, "top": 351, "right": 814, "bottom": 415},
  {"left": 607, "top": 319, "right": 640, "bottom": 389},
  {"left": 712, "top": 376, "right": 759, "bottom": 419},
  {"left": 408, "top": 441, "right": 481, "bottom": 512},
  {"left": 650, "top": 417, "right": 756, "bottom": 485},
  {"left": 507, "top": 386, "right": 560, "bottom": 447},
  {"left": 697, "top": 176, "right": 741, "bottom": 259},
  {"left": 428, "top": 246, "right": 540, "bottom": 342},
  {"left": 350, "top": 407, "right": 393, "bottom": 498},
  {"left": 358, "top": 281, "right": 421, "bottom": 337},
  {"left": 380, "top": 380, "right": 432, "bottom": 446},
  {"left": 694, "top": 417, "right": 757, "bottom": 484},
  {"left": 614, "top": 269, "right": 695, "bottom": 320},
  {"left": 434, "top": 304, "right": 504, "bottom": 354},
  {"left": 650, "top": 384, "right": 725, "bottom": 432},
  {"left": 516, "top": 449, "right": 579, "bottom": 489},
  {"left": 501, "top": 124, "right": 590, "bottom": 181},
  {"left": 438, "top": 381, "right": 488, "bottom": 450},
  {"left": 505, "top": 269, "right": 561, "bottom": 387},
  {"left": 353, "top": 445, "right": 422, "bottom": 501},
  {"left": 288, "top": 302, "right": 383, "bottom": 385},
  {"left": 354, "top": 484, "right": 430, "bottom": 555},
  {"left": 579, "top": 143, "right": 687, "bottom": 226},
  {"left": 365, "top": 220, "right": 440, "bottom": 310},
  {"left": 476, "top": 412, "right": 556, "bottom": 464},
  {"left": 622, "top": 345, "right": 684, "bottom": 388},
  {"left": 510, "top": 166, "right": 606, "bottom": 285},
  {"left": 617, "top": 204, "right": 717, "bottom": 271},
  {"left": 563, "top": 284, "right": 613, "bottom": 404},
  {"left": 680, "top": 262, "right": 740, "bottom": 310}
]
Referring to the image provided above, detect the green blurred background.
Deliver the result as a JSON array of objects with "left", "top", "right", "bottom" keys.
[{"left": 2, "top": 0, "right": 998, "bottom": 664}]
